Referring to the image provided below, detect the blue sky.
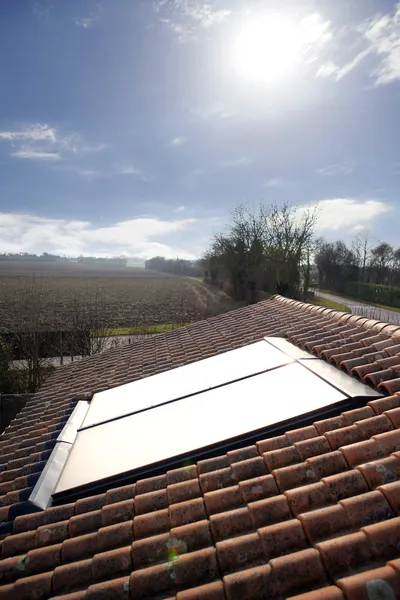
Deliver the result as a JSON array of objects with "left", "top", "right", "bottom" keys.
[{"left": 0, "top": 0, "right": 399, "bottom": 259}]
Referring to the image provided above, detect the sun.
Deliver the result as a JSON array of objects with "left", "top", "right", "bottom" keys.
[{"left": 232, "top": 13, "right": 314, "bottom": 83}]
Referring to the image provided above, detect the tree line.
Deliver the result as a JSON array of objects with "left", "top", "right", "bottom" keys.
[
  {"left": 198, "top": 202, "right": 399, "bottom": 306},
  {"left": 315, "top": 234, "right": 400, "bottom": 291},
  {"left": 145, "top": 257, "right": 203, "bottom": 277}
]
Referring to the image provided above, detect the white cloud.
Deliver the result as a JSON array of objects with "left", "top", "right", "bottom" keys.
[
  {"left": 316, "top": 3, "right": 400, "bottom": 85},
  {"left": 74, "top": 5, "right": 103, "bottom": 29},
  {"left": 0, "top": 124, "right": 56, "bottom": 142},
  {"left": 173, "top": 205, "right": 185, "bottom": 213},
  {"left": 0, "top": 123, "right": 106, "bottom": 162},
  {"left": 362, "top": 4, "right": 400, "bottom": 84},
  {"left": 190, "top": 102, "right": 237, "bottom": 122},
  {"left": 307, "top": 198, "right": 391, "bottom": 231},
  {"left": 171, "top": 136, "right": 187, "bottom": 146},
  {"left": 0, "top": 212, "right": 197, "bottom": 259},
  {"left": 264, "top": 178, "right": 284, "bottom": 188},
  {"left": 155, "top": 1, "right": 231, "bottom": 42},
  {"left": 318, "top": 162, "right": 355, "bottom": 176},
  {"left": 316, "top": 49, "right": 372, "bottom": 81},
  {"left": 117, "top": 166, "right": 143, "bottom": 176},
  {"left": 11, "top": 147, "right": 61, "bottom": 161},
  {"left": 32, "top": 3, "right": 52, "bottom": 23},
  {"left": 316, "top": 61, "right": 339, "bottom": 79},
  {"left": 222, "top": 156, "right": 253, "bottom": 168}
]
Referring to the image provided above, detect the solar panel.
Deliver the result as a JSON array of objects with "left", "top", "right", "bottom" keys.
[
  {"left": 81, "top": 340, "right": 292, "bottom": 429},
  {"left": 55, "top": 362, "right": 347, "bottom": 495}
]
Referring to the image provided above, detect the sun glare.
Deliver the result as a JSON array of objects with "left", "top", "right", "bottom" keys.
[{"left": 232, "top": 12, "right": 327, "bottom": 83}]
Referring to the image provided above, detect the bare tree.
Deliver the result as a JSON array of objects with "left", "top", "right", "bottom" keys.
[
  {"left": 206, "top": 201, "right": 318, "bottom": 302},
  {"left": 2, "top": 278, "right": 114, "bottom": 391},
  {"left": 4, "top": 278, "right": 54, "bottom": 392},
  {"left": 59, "top": 286, "right": 113, "bottom": 359},
  {"left": 370, "top": 242, "right": 393, "bottom": 285},
  {"left": 352, "top": 229, "right": 374, "bottom": 283}
]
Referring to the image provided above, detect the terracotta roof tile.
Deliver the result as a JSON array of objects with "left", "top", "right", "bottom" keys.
[
  {"left": 168, "top": 480, "right": 202, "bottom": 505},
  {"left": 369, "top": 394, "right": 400, "bottom": 414},
  {"left": 204, "top": 486, "right": 243, "bottom": 516},
  {"left": 199, "top": 468, "right": 235, "bottom": 494},
  {"left": 133, "top": 508, "right": 170, "bottom": 539},
  {"left": 210, "top": 507, "right": 252, "bottom": 542},
  {"left": 317, "top": 531, "right": 374, "bottom": 578},
  {"left": 362, "top": 517, "right": 400, "bottom": 562},
  {"left": 285, "top": 482, "right": 331, "bottom": 516},
  {"left": 269, "top": 548, "right": 327, "bottom": 597},
  {"left": 384, "top": 407, "right": 400, "bottom": 428},
  {"left": 216, "top": 532, "right": 264, "bottom": 574},
  {"left": 337, "top": 565, "right": 400, "bottom": 600},
  {"left": 259, "top": 519, "right": 307, "bottom": 560},
  {"left": 97, "top": 521, "right": 134, "bottom": 554},
  {"left": 378, "top": 480, "right": 400, "bottom": 513},
  {"left": 288, "top": 587, "right": 345, "bottom": 600},
  {"left": 248, "top": 495, "right": 291, "bottom": 529},
  {"left": 12, "top": 571, "right": 52, "bottom": 600},
  {"left": 357, "top": 455, "right": 400, "bottom": 489},
  {"left": 176, "top": 580, "right": 225, "bottom": 600},
  {"left": 52, "top": 558, "right": 93, "bottom": 595},
  {"left": 85, "top": 576, "right": 130, "bottom": 600},
  {"left": 238, "top": 474, "right": 278, "bottom": 504}
]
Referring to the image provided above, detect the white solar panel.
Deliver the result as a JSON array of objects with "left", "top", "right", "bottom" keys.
[
  {"left": 81, "top": 340, "right": 292, "bottom": 429},
  {"left": 55, "top": 362, "right": 346, "bottom": 494}
]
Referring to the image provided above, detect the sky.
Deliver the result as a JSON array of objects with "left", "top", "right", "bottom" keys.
[{"left": 0, "top": 0, "right": 400, "bottom": 259}]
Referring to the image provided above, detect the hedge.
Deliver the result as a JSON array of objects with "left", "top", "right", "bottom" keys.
[{"left": 344, "top": 281, "right": 400, "bottom": 309}]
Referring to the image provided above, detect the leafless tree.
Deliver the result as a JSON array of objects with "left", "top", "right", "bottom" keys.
[{"left": 206, "top": 201, "right": 318, "bottom": 302}]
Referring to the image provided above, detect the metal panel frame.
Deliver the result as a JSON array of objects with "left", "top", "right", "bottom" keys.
[{"left": 29, "top": 400, "right": 89, "bottom": 509}]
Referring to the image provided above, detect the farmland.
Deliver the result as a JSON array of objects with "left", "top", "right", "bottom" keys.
[{"left": 0, "top": 261, "right": 237, "bottom": 330}]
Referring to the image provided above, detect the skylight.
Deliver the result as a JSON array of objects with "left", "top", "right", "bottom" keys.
[{"left": 52, "top": 338, "right": 383, "bottom": 504}]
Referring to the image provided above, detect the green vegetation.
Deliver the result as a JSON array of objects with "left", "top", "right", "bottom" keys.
[
  {"left": 107, "top": 323, "right": 188, "bottom": 336},
  {"left": 319, "top": 289, "right": 400, "bottom": 314},
  {"left": 311, "top": 296, "right": 351, "bottom": 313},
  {"left": 344, "top": 281, "right": 400, "bottom": 310}
]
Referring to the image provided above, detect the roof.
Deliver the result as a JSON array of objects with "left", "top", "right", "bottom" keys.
[{"left": 1, "top": 295, "right": 400, "bottom": 599}]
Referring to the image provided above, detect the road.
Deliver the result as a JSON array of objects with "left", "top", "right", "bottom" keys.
[{"left": 315, "top": 290, "right": 400, "bottom": 326}]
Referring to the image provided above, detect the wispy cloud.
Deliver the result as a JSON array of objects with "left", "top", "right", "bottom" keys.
[
  {"left": 155, "top": 1, "right": 231, "bottom": 42},
  {"left": 316, "top": 48, "right": 372, "bottom": 81},
  {"left": 72, "top": 165, "right": 152, "bottom": 182},
  {"left": 0, "top": 123, "right": 106, "bottom": 162},
  {"left": 32, "top": 2, "right": 52, "bottom": 23},
  {"left": 316, "top": 3, "right": 400, "bottom": 85},
  {"left": 171, "top": 136, "right": 187, "bottom": 146},
  {"left": 307, "top": 198, "right": 391, "bottom": 231},
  {"left": 221, "top": 157, "right": 253, "bottom": 168},
  {"left": 0, "top": 124, "right": 56, "bottom": 142},
  {"left": 190, "top": 102, "right": 237, "bottom": 122},
  {"left": 0, "top": 212, "right": 197, "bottom": 259},
  {"left": 362, "top": 4, "right": 400, "bottom": 84},
  {"left": 318, "top": 162, "right": 355, "bottom": 176},
  {"left": 264, "top": 178, "right": 285, "bottom": 188},
  {"left": 173, "top": 205, "right": 185, "bottom": 213},
  {"left": 74, "top": 4, "right": 103, "bottom": 29},
  {"left": 11, "top": 147, "right": 60, "bottom": 161}
]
